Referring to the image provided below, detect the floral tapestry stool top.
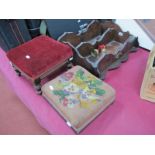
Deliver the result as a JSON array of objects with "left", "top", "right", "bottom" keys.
[{"left": 42, "top": 65, "right": 115, "bottom": 133}]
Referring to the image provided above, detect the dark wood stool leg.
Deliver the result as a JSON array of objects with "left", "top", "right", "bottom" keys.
[
  {"left": 67, "top": 57, "right": 73, "bottom": 69},
  {"left": 33, "top": 78, "right": 42, "bottom": 95},
  {"left": 15, "top": 69, "right": 21, "bottom": 76},
  {"left": 11, "top": 64, "right": 22, "bottom": 77}
]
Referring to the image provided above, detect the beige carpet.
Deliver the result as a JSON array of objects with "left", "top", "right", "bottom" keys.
[{"left": 0, "top": 70, "right": 49, "bottom": 135}]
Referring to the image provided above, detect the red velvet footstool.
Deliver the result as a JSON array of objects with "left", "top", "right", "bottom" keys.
[{"left": 7, "top": 35, "right": 73, "bottom": 94}]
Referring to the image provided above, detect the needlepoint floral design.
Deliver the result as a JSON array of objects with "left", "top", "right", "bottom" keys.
[{"left": 51, "top": 68, "right": 106, "bottom": 109}]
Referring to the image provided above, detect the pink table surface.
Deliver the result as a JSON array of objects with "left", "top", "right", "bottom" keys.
[{"left": 0, "top": 48, "right": 155, "bottom": 135}]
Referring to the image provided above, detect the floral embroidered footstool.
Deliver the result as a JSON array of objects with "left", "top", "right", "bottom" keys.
[
  {"left": 42, "top": 65, "right": 115, "bottom": 133},
  {"left": 7, "top": 35, "right": 73, "bottom": 94}
]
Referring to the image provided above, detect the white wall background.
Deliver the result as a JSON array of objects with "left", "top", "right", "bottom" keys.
[{"left": 116, "top": 19, "right": 154, "bottom": 50}]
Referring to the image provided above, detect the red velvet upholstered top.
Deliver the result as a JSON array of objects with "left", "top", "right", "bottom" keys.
[{"left": 7, "top": 35, "right": 73, "bottom": 79}]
